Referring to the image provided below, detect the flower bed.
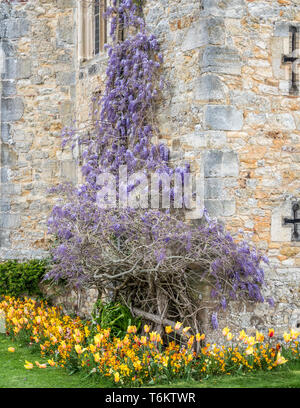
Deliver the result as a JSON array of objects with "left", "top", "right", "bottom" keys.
[{"left": 0, "top": 296, "right": 299, "bottom": 387}]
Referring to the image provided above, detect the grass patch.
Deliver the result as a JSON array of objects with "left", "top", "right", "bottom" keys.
[
  {"left": 0, "top": 335, "right": 111, "bottom": 388},
  {"left": 1, "top": 334, "right": 299, "bottom": 388},
  {"left": 154, "top": 360, "right": 300, "bottom": 388}
]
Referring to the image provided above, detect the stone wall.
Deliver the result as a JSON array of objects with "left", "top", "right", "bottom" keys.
[
  {"left": 0, "top": 0, "right": 77, "bottom": 260},
  {"left": 0, "top": 0, "right": 299, "bottom": 338},
  {"left": 143, "top": 0, "right": 300, "bottom": 339}
]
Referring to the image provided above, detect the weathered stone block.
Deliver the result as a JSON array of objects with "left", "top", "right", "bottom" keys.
[
  {"left": 17, "top": 59, "right": 31, "bottom": 79},
  {"left": 1, "top": 167, "right": 9, "bottom": 183},
  {"left": 4, "top": 19, "right": 30, "bottom": 39},
  {"left": 204, "top": 105, "right": 243, "bottom": 131},
  {"left": 205, "top": 199, "right": 236, "bottom": 218},
  {"left": 222, "top": 151, "right": 239, "bottom": 177},
  {"left": 56, "top": 71, "right": 76, "bottom": 86},
  {"left": 223, "top": 200, "right": 236, "bottom": 216},
  {"left": 204, "top": 199, "right": 223, "bottom": 217},
  {"left": 88, "top": 64, "right": 100, "bottom": 76},
  {"left": 267, "top": 113, "right": 296, "bottom": 130},
  {"left": 230, "top": 91, "right": 271, "bottom": 112},
  {"left": 182, "top": 17, "right": 225, "bottom": 51},
  {"left": 56, "top": 0, "right": 75, "bottom": 9},
  {"left": 4, "top": 58, "right": 17, "bottom": 79},
  {"left": 0, "top": 213, "right": 21, "bottom": 229},
  {"left": 202, "top": 0, "right": 246, "bottom": 18},
  {"left": 2, "top": 80, "right": 16, "bottom": 97},
  {"left": 0, "top": 200, "right": 10, "bottom": 212},
  {"left": 60, "top": 160, "right": 77, "bottom": 183},
  {"left": 274, "top": 22, "right": 291, "bottom": 37},
  {"left": 1, "top": 41, "right": 15, "bottom": 57},
  {"left": 204, "top": 177, "right": 223, "bottom": 199},
  {"left": 1, "top": 123, "right": 11, "bottom": 144},
  {"left": 200, "top": 46, "right": 241, "bottom": 75},
  {"left": 194, "top": 74, "right": 226, "bottom": 101},
  {"left": 1, "top": 144, "right": 17, "bottom": 167},
  {"left": 1, "top": 97, "right": 24, "bottom": 121},
  {"left": 204, "top": 150, "right": 223, "bottom": 177},
  {"left": 248, "top": 2, "right": 280, "bottom": 19},
  {"left": 271, "top": 201, "right": 296, "bottom": 242},
  {"left": 57, "top": 15, "right": 74, "bottom": 44}
]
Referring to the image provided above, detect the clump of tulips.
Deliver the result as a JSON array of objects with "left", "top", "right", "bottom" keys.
[{"left": 0, "top": 296, "right": 299, "bottom": 386}]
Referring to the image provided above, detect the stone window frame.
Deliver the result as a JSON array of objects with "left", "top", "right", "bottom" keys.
[
  {"left": 78, "top": 0, "right": 108, "bottom": 62},
  {"left": 94, "top": 0, "right": 107, "bottom": 55}
]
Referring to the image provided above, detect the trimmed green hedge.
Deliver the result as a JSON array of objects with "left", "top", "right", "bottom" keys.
[{"left": 0, "top": 260, "right": 47, "bottom": 298}]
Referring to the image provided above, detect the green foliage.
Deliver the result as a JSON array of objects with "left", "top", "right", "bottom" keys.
[
  {"left": 91, "top": 301, "right": 141, "bottom": 339},
  {"left": 0, "top": 260, "right": 48, "bottom": 298},
  {"left": 133, "top": 0, "right": 144, "bottom": 6},
  {"left": 0, "top": 335, "right": 111, "bottom": 388}
]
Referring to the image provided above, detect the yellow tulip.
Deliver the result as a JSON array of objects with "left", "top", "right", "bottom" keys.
[
  {"left": 149, "top": 332, "right": 157, "bottom": 342},
  {"left": 89, "top": 344, "right": 96, "bottom": 353},
  {"left": 114, "top": 372, "right": 120, "bottom": 383},
  {"left": 94, "top": 353, "right": 100, "bottom": 363},
  {"left": 256, "top": 331, "right": 264, "bottom": 342},
  {"left": 140, "top": 336, "right": 147, "bottom": 345},
  {"left": 238, "top": 330, "right": 247, "bottom": 341},
  {"left": 103, "top": 329, "right": 110, "bottom": 338},
  {"left": 8, "top": 347, "right": 15, "bottom": 353},
  {"left": 144, "top": 325, "right": 150, "bottom": 333},
  {"left": 127, "top": 325, "right": 137, "bottom": 334},
  {"left": 94, "top": 333, "right": 104, "bottom": 347},
  {"left": 275, "top": 351, "right": 288, "bottom": 366},
  {"left": 245, "top": 346, "right": 254, "bottom": 355},
  {"left": 226, "top": 333, "right": 233, "bottom": 341},
  {"left": 290, "top": 329, "right": 298, "bottom": 340},
  {"left": 246, "top": 336, "right": 257, "bottom": 347},
  {"left": 165, "top": 326, "right": 173, "bottom": 334},
  {"left": 283, "top": 332, "right": 291, "bottom": 342},
  {"left": 24, "top": 361, "right": 33, "bottom": 370},
  {"left": 48, "top": 359, "right": 56, "bottom": 367},
  {"left": 35, "top": 361, "right": 46, "bottom": 368},
  {"left": 187, "top": 353, "right": 193, "bottom": 362},
  {"left": 75, "top": 345, "right": 83, "bottom": 354},
  {"left": 222, "top": 327, "right": 230, "bottom": 336},
  {"left": 182, "top": 327, "right": 191, "bottom": 335},
  {"left": 187, "top": 336, "right": 194, "bottom": 347},
  {"left": 174, "top": 322, "right": 182, "bottom": 331}
]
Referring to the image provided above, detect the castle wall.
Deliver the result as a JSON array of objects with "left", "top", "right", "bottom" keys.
[
  {"left": 144, "top": 0, "right": 300, "bottom": 336},
  {"left": 0, "top": 0, "right": 77, "bottom": 259},
  {"left": 0, "top": 0, "right": 299, "bottom": 336}
]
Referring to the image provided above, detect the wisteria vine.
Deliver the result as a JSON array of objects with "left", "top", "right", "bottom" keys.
[{"left": 47, "top": 0, "right": 272, "bottom": 332}]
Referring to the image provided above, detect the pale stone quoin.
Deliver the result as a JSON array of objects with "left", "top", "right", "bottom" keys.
[{"left": 0, "top": 0, "right": 299, "bottom": 336}]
